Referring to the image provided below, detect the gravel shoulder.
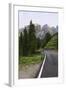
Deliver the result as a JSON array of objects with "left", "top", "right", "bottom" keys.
[{"left": 19, "top": 63, "right": 42, "bottom": 79}]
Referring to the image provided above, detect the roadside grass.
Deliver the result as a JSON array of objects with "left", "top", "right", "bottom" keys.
[{"left": 19, "top": 53, "right": 44, "bottom": 65}]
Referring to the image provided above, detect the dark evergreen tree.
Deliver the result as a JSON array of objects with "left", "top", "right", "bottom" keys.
[
  {"left": 41, "top": 32, "right": 51, "bottom": 48},
  {"left": 36, "top": 38, "right": 41, "bottom": 49},
  {"left": 23, "top": 27, "right": 29, "bottom": 56},
  {"left": 19, "top": 32, "right": 23, "bottom": 56},
  {"left": 28, "top": 20, "right": 37, "bottom": 54}
]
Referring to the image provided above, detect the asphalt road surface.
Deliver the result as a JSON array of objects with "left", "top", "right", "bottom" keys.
[{"left": 41, "top": 50, "right": 58, "bottom": 78}]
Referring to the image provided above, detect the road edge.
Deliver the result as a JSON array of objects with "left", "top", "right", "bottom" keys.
[{"left": 38, "top": 54, "right": 46, "bottom": 78}]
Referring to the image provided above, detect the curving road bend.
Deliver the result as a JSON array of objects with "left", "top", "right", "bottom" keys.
[{"left": 41, "top": 50, "right": 58, "bottom": 78}]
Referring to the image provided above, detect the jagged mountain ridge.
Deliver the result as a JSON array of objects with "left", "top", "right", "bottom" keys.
[{"left": 19, "top": 24, "right": 58, "bottom": 39}]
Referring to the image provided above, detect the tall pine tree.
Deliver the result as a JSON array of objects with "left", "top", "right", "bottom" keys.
[
  {"left": 28, "top": 20, "right": 37, "bottom": 54},
  {"left": 19, "top": 32, "right": 23, "bottom": 56},
  {"left": 23, "top": 27, "right": 29, "bottom": 56},
  {"left": 41, "top": 32, "right": 51, "bottom": 48}
]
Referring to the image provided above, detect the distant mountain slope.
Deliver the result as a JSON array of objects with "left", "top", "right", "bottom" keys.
[
  {"left": 45, "top": 33, "right": 58, "bottom": 49},
  {"left": 19, "top": 24, "right": 58, "bottom": 40},
  {"left": 35, "top": 24, "right": 58, "bottom": 39}
]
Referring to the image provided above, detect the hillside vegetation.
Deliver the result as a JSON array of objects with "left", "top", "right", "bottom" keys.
[{"left": 45, "top": 33, "right": 58, "bottom": 50}]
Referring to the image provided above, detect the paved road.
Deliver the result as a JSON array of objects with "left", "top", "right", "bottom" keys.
[{"left": 41, "top": 50, "right": 58, "bottom": 78}]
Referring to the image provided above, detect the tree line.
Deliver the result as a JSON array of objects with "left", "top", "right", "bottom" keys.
[{"left": 19, "top": 20, "right": 52, "bottom": 57}]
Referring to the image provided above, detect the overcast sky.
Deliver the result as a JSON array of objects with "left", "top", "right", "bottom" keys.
[{"left": 19, "top": 11, "right": 58, "bottom": 29}]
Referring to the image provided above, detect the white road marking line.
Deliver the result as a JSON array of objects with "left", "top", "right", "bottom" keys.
[{"left": 38, "top": 54, "right": 46, "bottom": 78}]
